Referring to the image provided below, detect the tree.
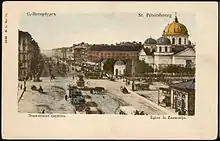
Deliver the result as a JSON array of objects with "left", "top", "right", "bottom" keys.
[
  {"left": 103, "top": 59, "right": 115, "bottom": 74},
  {"left": 145, "top": 64, "right": 154, "bottom": 73},
  {"left": 30, "top": 40, "right": 45, "bottom": 80},
  {"left": 160, "top": 65, "right": 195, "bottom": 75},
  {"left": 135, "top": 60, "right": 146, "bottom": 74},
  {"left": 135, "top": 60, "right": 154, "bottom": 75},
  {"left": 160, "top": 65, "right": 182, "bottom": 73}
]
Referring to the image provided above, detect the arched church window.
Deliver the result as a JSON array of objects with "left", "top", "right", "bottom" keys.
[
  {"left": 159, "top": 47, "right": 162, "bottom": 52},
  {"left": 172, "top": 38, "right": 175, "bottom": 44},
  {"left": 184, "top": 38, "right": 186, "bottom": 44},
  {"left": 179, "top": 38, "right": 181, "bottom": 45},
  {"left": 165, "top": 47, "right": 168, "bottom": 52}
]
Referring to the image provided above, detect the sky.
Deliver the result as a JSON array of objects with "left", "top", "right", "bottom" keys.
[{"left": 19, "top": 12, "right": 196, "bottom": 50}]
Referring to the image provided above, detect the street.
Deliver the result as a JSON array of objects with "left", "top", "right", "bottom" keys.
[
  {"left": 18, "top": 77, "right": 176, "bottom": 115},
  {"left": 86, "top": 79, "right": 175, "bottom": 115}
]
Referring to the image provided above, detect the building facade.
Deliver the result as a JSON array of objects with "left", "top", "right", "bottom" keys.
[
  {"left": 87, "top": 45, "right": 141, "bottom": 62},
  {"left": 18, "top": 30, "right": 42, "bottom": 81},
  {"left": 170, "top": 80, "right": 195, "bottom": 116},
  {"left": 18, "top": 30, "right": 33, "bottom": 80},
  {"left": 158, "top": 79, "right": 195, "bottom": 116},
  {"left": 139, "top": 15, "right": 196, "bottom": 70},
  {"left": 52, "top": 47, "right": 69, "bottom": 60},
  {"left": 113, "top": 60, "right": 126, "bottom": 77}
]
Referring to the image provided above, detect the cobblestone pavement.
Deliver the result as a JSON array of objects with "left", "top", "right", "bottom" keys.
[
  {"left": 18, "top": 77, "right": 76, "bottom": 114},
  {"left": 17, "top": 77, "right": 176, "bottom": 115},
  {"left": 86, "top": 79, "right": 176, "bottom": 115}
]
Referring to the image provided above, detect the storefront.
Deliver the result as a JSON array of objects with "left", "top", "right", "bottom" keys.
[
  {"left": 158, "top": 87, "right": 171, "bottom": 107},
  {"left": 170, "top": 80, "right": 195, "bottom": 116}
]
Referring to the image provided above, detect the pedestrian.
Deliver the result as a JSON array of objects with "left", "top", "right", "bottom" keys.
[
  {"left": 65, "top": 95, "right": 68, "bottom": 101},
  {"left": 20, "top": 84, "right": 23, "bottom": 90},
  {"left": 24, "top": 79, "right": 26, "bottom": 87},
  {"left": 42, "top": 109, "right": 45, "bottom": 114},
  {"left": 39, "top": 86, "right": 43, "bottom": 93},
  {"left": 132, "top": 81, "right": 135, "bottom": 91},
  {"left": 23, "top": 86, "right": 26, "bottom": 92},
  {"left": 135, "top": 110, "right": 139, "bottom": 115}
]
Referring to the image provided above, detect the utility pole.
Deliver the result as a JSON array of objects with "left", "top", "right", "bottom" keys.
[
  {"left": 73, "top": 48, "right": 76, "bottom": 83},
  {"left": 132, "top": 58, "right": 135, "bottom": 91}
]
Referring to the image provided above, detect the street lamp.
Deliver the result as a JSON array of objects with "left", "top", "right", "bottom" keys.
[{"left": 158, "top": 89, "right": 160, "bottom": 105}]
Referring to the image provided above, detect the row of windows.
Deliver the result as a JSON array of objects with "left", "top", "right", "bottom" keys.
[
  {"left": 90, "top": 52, "right": 136, "bottom": 56},
  {"left": 172, "top": 38, "right": 187, "bottom": 45},
  {"left": 19, "top": 70, "right": 27, "bottom": 76},
  {"left": 18, "top": 39, "right": 27, "bottom": 46},
  {"left": 19, "top": 62, "right": 29, "bottom": 68},
  {"left": 158, "top": 47, "right": 169, "bottom": 52},
  {"left": 19, "top": 54, "right": 29, "bottom": 61},
  {"left": 19, "top": 44, "right": 28, "bottom": 51}
]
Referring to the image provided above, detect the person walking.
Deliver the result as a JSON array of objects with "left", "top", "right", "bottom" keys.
[
  {"left": 65, "top": 95, "right": 68, "bottom": 101},
  {"left": 24, "top": 79, "right": 26, "bottom": 87},
  {"left": 23, "top": 86, "right": 26, "bottom": 92},
  {"left": 20, "top": 84, "right": 23, "bottom": 90}
]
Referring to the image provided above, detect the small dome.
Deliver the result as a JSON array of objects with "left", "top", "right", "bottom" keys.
[
  {"left": 114, "top": 60, "right": 125, "bottom": 66},
  {"left": 144, "top": 37, "right": 157, "bottom": 45},
  {"left": 157, "top": 36, "right": 171, "bottom": 45}
]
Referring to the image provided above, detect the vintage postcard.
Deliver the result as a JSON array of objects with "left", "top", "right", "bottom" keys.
[{"left": 2, "top": 1, "right": 218, "bottom": 139}]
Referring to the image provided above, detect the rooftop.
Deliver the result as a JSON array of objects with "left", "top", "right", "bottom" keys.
[
  {"left": 170, "top": 79, "right": 195, "bottom": 92},
  {"left": 88, "top": 45, "right": 142, "bottom": 52}
]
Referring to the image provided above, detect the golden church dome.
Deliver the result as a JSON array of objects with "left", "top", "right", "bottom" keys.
[{"left": 163, "top": 16, "right": 188, "bottom": 36}]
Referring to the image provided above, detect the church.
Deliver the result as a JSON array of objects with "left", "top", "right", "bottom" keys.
[{"left": 139, "top": 14, "right": 196, "bottom": 71}]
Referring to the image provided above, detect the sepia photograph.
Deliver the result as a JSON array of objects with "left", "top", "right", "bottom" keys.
[
  {"left": 18, "top": 11, "right": 196, "bottom": 116},
  {"left": 2, "top": 1, "right": 218, "bottom": 139}
]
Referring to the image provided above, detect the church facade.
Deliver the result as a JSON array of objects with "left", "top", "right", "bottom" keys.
[{"left": 139, "top": 15, "right": 196, "bottom": 70}]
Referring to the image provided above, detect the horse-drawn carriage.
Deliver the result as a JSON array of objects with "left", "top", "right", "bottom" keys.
[
  {"left": 135, "top": 83, "right": 150, "bottom": 91},
  {"left": 76, "top": 75, "right": 85, "bottom": 87},
  {"left": 120, "top": 86, "right": 129, "bottom": 94},
  {"left": 90, "top": 87, "right": 106, "bottom": 95}
]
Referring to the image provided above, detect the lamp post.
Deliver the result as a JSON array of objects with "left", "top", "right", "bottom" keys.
[
  {"left": 131, "top": 58, "right": 135, "bottom": 91},
  {"left": 158, "top": 89, "right": 160, "bottom": 105}
]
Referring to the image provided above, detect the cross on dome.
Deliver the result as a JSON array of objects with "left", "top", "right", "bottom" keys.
[{"left": 174, "top": 12, "right": 179, "bottom": 23}]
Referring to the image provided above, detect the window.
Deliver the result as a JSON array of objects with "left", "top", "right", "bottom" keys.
[
  {"left": 159, "top": 47, "right": 162, "bottom": 52},
  {"left": 19, "top": 55, "right": 22, "bottom": 61},
  {"left": 23, "top": 39, "right": 26, "bottom": 50},
  {"left": 179, "top": 38, "right": 181, "bottom": 45},
  {"left": 23, "top": 44, "right": 25, "bottom": 51},
  {"left": 172, "top": 38, "right": 175, "bottom": 44},
  {"left": 23, "top": 70, "right": 26, "bottom": 76},
  {"left": 186, "top": 60, "right": 192, "bottom": 68},
  {"left": 165, "top": 47, "right": 168, "bottom": 52},
  {"left": 22, "top": 55, "right": 25, "bottom": 61},
  {"left": 184, "top": 38, "right": 186, "bottom": 44}
]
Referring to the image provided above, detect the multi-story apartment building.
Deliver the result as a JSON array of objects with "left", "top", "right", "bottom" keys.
[
  {"left": 52, "top": 43, "right": 90, "bottom": 63},
  {"left": 87, "top": 44, "right": 142, "bottom": 62},
  {"left": 18, "top": 30, "right": 33, "bottom": 81},
  {"left": 52, "top": 47, "right": 69, "bottom": 59},
  {"left": 18, "top": 30, "right": 42, "bottom": 81}
]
